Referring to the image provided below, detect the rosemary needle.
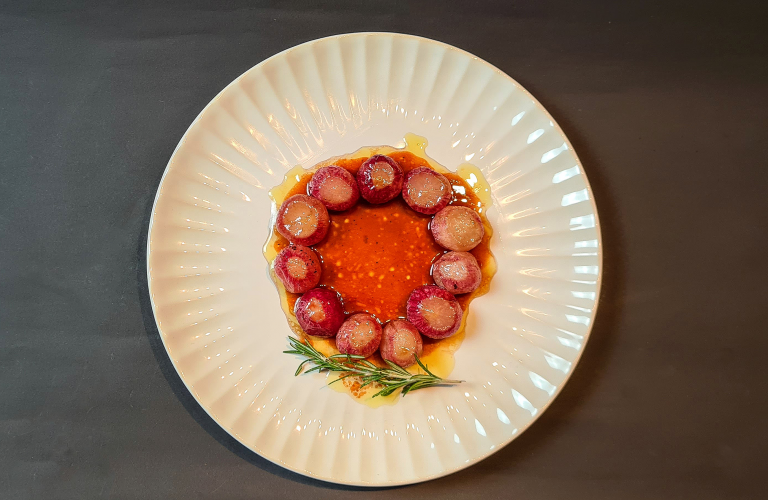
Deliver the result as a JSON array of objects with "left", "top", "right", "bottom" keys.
[{"left": 283, "top": 336, "right": 463, "bottom": 398}]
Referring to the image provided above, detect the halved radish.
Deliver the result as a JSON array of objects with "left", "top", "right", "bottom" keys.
[
  {"left": 357, "top": 155, "right": 404, "bottom": 204},
  {"left": 380, "top": 320, "right": 423, "bottom": 368},
  {"left": 308, "top": 165, "right": 360, "bottom": 211},
  {"left": 274, "top": 244, "right": 322, "bottom": 293},
  {"left": 335, "top": 313, "right": 382, "bottom": 358},
  {"left": 406, "top": 285, "right": 463, "bottom": 339},
  {"left": 276, "top": 194, "right": 330, "bottom": 246},
  {"left": 430, "top": 206, "right": 484, "bottom": 251},
  {"left": 402, "top": 167, "right": 452, "bottom": 214},
  {"left": 294, "top": 288, "right": 345, "bottom": 338},
  {"left": 431, "top": 251, "right": 481, "bottom": 295}
]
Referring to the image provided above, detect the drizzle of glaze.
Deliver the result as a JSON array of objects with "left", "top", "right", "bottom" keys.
[{"left": 264, "top": 134, "right": 496, "bottom": 407}]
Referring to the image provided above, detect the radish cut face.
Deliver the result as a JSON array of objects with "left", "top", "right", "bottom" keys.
[
  {"left": 335, "top": 313, "right": 382, "bottom": 358},
  {"left": 430, "top": 206, "right": 484, "bottom": 252},
  {"left": 274, "top": 244, "right": 322, "bottom": 293},
  {"left": 294, "top": 288, "right": 345, "bottom": 338},
  {"left": 276, "top": 194, "right": 330, "bottom": 246},
  {"left": 380, "top": 320, "right": 423, "bottom": 368},
  {"left": 357, "top": 155, "right": 404, "bottom": 204},
  {"left": 431, "top": 251, "right": 481, "bottom": 295},
  {"left": 406, "top": 285, "right": 463, "bottom": 339},
  {"left": 308, "top": 166, "right": 360, "bottom": 211},
  {"left": 402, "top": 167, "right": 452, "bottom": 214}
]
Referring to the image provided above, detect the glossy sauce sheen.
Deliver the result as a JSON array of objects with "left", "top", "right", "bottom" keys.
[
  {"left": 265, "top": 140, "right": 496, "bottom": 406},
  {"left": 270, "top": 151, "right": 493, "bottom": 355}
]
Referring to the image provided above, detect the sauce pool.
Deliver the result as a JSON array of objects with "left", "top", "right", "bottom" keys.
[{"left": 264, "top": 136, "right": 496, "bottom": 406}]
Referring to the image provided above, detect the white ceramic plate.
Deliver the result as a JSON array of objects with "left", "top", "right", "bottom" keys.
[{"left": 147, "top": 32, "right": 602, "bottom": 486}]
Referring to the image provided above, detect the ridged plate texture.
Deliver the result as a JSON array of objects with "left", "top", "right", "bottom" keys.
[{"left": 147, "top": 33, "right": 602, "bottom": 486}]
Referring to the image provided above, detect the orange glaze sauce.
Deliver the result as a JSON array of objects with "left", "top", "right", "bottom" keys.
[{"left": 264, "top": 135, "right": 496, "bottom": 406}]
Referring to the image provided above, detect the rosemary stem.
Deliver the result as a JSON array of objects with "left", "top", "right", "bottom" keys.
[{"left": 284, "top": 336, "right": 463, "bottom": 398}]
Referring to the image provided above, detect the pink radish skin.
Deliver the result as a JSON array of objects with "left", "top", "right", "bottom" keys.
[
  {"left": 430, "top": 206, "right": 484, "bottom": 252},
  {"left": 357, "top": 155, "right": 404, "bottom": 204},
  {"left": 294, "top": 288, "right": 345, "bottom": 338},
  {"left": 308, "top": 165, "right": 360, "bottom": 211},
  {"left": 274, "top": 244, "right": 322, "bottom": 293},
  {"left": 380, "top": 320, "right": 423, "bottom": 368},
  {"left": 276, "top": 194, "right": 330, "bottom": 246},
  {"left": 402, "top": 167, "right": 453, "bottom": 215},
  {"left": 335, "top": 313, "right": 382, "bottom": 358},
  {"left": 406, "top": 285, "right": 463, "bottom": 339},
  {"left": 431, "top": 251, "right": 482, "bottom": 295}
]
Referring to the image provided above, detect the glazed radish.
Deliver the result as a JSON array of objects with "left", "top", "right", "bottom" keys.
[
  {"left": 406, "top": 285, "right": 463, "bottom": 339},
  {"left": 431, "top": 251, "right": 482, "bottom": 295},
  {"left": 274, "top": 244, "right": 322, "bottom": 293},
  {"left": 357, "top": 155, "right": 404, "bottom": 204},
  {"left": 276, "top": 194, "right": 330, "bottom": 246},
  {"left": 402, "top": 167, "right": 452, "bottom": 214},
  {"left": 430, "top": 206, "right": 484, "bottom": 251},
  {"left": 308, "top": 165, "right": 360, "bottom": 211},
  {"left": 294, "top": 288, "right": 345, "bottom": 338},
  {"left": 335, "top": 313, "right": 382, "bottom": 357},
  {"left": 380, "top": 320, "right": 423, "bottom": 368}
]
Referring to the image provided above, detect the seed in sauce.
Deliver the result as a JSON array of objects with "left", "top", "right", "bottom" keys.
[
  {"left": 402, "top": 167, "right": 453, "bottom": 214},
  {"left": 308, "top": 167, "right": 444, "bottom": 319},
  {"left": 357, "top": 155, "right": 404, "bottom": 204},
  {"left": 431, "top": 251, "right": 482, "bottom": 295},
  {"left": 406, "top": 285, "right": 463, "bottom": 339},
  {"left": 276, "top": 194, "right": 330, "bottom": 246},
  {"left": 431, "top": 205, "right": 484, "bottom": 252},
  {"left": 336, "top": 313, "right": 382, "bottom": 358},
  {"left": 294, "top": 288, "right": 345, "bottom": 338},
  {"left": 380, "top": 320, "right": 423, "bottom": 368},
  {"left": 274, "top": 244, "right": 322, "bottom": 293}
]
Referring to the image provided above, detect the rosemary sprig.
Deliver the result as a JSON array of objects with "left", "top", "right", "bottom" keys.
[{"left": 283, "top": 336, "right": 463, "bottom": 398}]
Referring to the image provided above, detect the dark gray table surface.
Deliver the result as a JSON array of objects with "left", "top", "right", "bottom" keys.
[{"left": 2, "top": 1, "right": 767, "bottom": 498}]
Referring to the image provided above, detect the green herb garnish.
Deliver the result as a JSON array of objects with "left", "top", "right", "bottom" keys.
[{"left": 284, "top": 336, "right": 463, "bottom": 398}]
